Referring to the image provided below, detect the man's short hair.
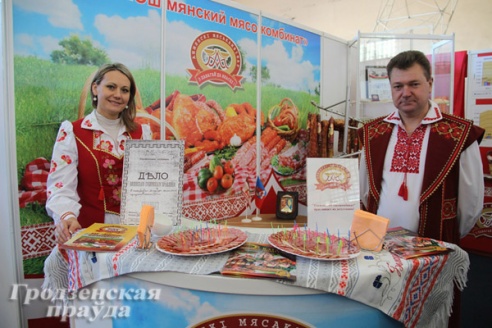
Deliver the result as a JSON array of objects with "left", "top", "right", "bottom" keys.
[{"left": 386, "top": 50, "right": 432, "bottom": 81}]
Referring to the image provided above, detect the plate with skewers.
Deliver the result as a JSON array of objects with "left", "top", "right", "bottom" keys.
[
  {"left": 268, "top": 230, "right": 360, "bottom": 261},
  {"left": 156, "top": 227, "right": 247, "bottom": 256}
]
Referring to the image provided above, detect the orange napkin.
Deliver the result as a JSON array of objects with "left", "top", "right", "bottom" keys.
[
  {"left": 350, "top": 209, "right": 389, "bottom": 252},
  {"left": 137, "top": 204, "right": 155, "bottom": 249}
]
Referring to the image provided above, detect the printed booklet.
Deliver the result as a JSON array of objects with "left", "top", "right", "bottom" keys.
[
  {"left": 221, "top": 242, "right": 297, "bottom": 281},
  {"left": 384, "top": 232, "right": 452, "bottom": 259},
  {"left": 61, "top": 223, "right": 138, "bottom": 252}
]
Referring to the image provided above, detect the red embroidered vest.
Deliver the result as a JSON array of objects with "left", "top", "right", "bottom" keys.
[
  {"left": 73, "top": 119, "right": 143, "bottom": 228},
  {"left": 358, "top": 113, "right": 484, "bottom": 244}
]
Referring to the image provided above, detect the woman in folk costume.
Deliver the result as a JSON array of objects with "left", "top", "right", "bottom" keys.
[
  {"left": 46, "top": 63, "right": 152, "bottom": 244},
  {"left": 358, "top": 50, "right": 485, "bottom": 245}
]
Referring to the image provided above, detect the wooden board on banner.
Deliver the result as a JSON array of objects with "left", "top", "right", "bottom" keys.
[
  {"left": 306, "top": 158, "right": 360, "bottom": 234},
  {"left": 227, "top": 214, "right": 307, "bottom": 229}
]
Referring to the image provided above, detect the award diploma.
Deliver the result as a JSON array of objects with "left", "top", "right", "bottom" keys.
[{"left": 120, "top": 140, "right": 184, "bottom": 225}]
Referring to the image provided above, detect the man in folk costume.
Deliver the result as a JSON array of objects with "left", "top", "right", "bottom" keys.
[
  {"left": 359, "top": 50, "right": 484, "bottom": 244},
  {"left": 358, "top": 50, "right": 484, "bottom": 327}
]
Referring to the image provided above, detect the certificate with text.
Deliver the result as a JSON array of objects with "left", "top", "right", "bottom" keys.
[
  {"left": 120, "top": 140, "right": 184, "bottom": 225},
  {"left": 306, "top": 158, "right": 360, "bottom": 234}
]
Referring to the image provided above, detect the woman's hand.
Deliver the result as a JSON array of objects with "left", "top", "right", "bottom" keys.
[{"left": 55, "top": 217, "right": 82, "bottom": 244}]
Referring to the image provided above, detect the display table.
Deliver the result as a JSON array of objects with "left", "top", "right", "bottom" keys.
[{"left": 43, "top": 216, "right": 469, "bottom": 328}]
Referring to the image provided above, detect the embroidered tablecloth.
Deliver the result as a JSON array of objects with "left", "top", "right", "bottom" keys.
[{"left": 43, "top": 232, "right": 469, "bottom": 328}]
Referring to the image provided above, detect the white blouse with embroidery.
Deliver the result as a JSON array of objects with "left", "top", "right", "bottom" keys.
[
  {"left": 360, "top": 102, "right": 484, "bottom": 237},
  {"left": 46, "top": 110, "right": 152, "bottom": 225}
]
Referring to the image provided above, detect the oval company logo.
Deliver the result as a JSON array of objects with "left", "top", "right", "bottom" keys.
[
  {"left": 187, "top": 31, "right": 243, "bottom": 90},
  {"left": 188, "top": 313, "right": 312, "bottom": 328},
  {"left": 315, "top": 163, "right": 351, "bottom": 191}
]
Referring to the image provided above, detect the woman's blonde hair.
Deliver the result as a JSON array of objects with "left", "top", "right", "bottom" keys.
[{"left": 90, "top": 63, "right": 138, "bottom": 132}]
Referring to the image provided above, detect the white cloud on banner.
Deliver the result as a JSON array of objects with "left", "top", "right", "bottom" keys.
[
  {"left": 165, "top": 20, "right": 200, "bottom": 76},
  {"left": 190, "top": 301, "right": 221, "bottom": 325},
  {"left": 38, "top": 35, "right": 61, "bottom": 55},
  {"left": 93, "top": 10, "right": 161, "bottom": 70},
  {"left": 14, "top": 35, "right": 58, "bottom": 59},
  {"left": 262, "top": 40, "right": 318, "bottom": 92},
  {"left": 237, "top": 37, "right": 258, "bottom": 83},
  {"left": 14, "top": 33, "right": 35, "bottom": 57},
  {"left": 153, "top": 287, "right": 221, "bottom": 325},
  {"left": 14, "top": 0, "right": 83, "bottom": 30},
  {"left": 13, "top": 6, "right": 161, "bottom": 70}
]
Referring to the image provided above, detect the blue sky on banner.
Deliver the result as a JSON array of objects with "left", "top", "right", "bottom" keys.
[
  {"left": 12, "top": 0, "right": 320, "bottom": 91},
  {"left": 12, "top": 0, "right": 161, "bottom": 69}
]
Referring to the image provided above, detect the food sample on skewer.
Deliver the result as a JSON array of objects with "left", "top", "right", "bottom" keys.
[
  {"left": 156, "top": 225, "right": 247, "bottom": 256},
  {"left": 268, "top": 227, "right": 360, "bottom": 260}
]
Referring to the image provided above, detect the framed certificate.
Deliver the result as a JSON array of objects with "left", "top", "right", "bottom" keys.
[
  {"left": 365, "top": 66, "right": 391, "bottom": 101},
  {"left": 120, "top": 140, "right": 184, "bottom": 225},
  {"left": 276, "top": 191, "right": 298, "bottom": 220},
  {"left": 306, "top": 158, "right": 360, "bottom": 232}
]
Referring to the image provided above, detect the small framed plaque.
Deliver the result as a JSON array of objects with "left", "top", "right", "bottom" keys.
[{"left": 276, "top": 191, "right": 298, "bottom": 220}]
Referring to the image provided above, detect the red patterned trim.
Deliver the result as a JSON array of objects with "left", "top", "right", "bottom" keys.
[
  {"left": 183, "top": 195, "right": 249, "bottom": 221},
  {"left": 423, "top": 106, "right": 442, "bottom": 121},
  {"left": 366, "top": 121, "right": 393, "bottom": 141},
  {"left": 386, "top": 112, "right": 400, "bottom": 121},
  {"left": 336, "top": 260, "right": 349, "bottom": 296},
  {"left": 68, "top": 250, "right": 83, "bottom": 292},
  {"left": 411, "top": 255, "right": 448, "bottom": 327},
  {"left": 21, "top": 222, "right": 56, "bottom": 260},
  {"left": 431, "top": 120, "right": 466, "bottom": 142},
  {"left": 362, "top": 118, "right": 393, "bottom": 206},
  {"left": 112, "top": 239, "right": 138, "bottom": 276},
  {"left": 442, "top": 198, "right": 457, "bottom": 220},
  {"left": 420, "top": 116, "right": 472, "bottom": 203}
]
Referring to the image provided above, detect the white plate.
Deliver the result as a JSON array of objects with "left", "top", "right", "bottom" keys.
[
  {"left": 155, "top": 228, "right": 247, "bottom": 256},
  {"left": 268, "top": 232, "right": 360, "bottom": 261}
]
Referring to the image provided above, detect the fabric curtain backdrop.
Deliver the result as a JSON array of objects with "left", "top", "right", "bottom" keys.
[{"left": 454, "top": 50, "right": 468, "bottom": 118}]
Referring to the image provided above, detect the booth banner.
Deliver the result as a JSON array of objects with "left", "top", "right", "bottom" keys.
[
  {"left": 13, "top": 0, "right": 323, "bottom": 274},
  {"left": 12, "top": 0, "right": 162, "bottom": 275},
  {"left": 306, "top": 158, "right": 360, "bottom": 233},
  {"left": 165, "top": 0, "right": 321, "bottom": 221}
]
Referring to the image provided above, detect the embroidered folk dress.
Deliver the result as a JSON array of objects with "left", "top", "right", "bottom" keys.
[
  {"left": 46, "top": 110, "right": 152, "bottom": 228},
  {"left": 359, "top": 101, "right": 484, "bottom": 244}
]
